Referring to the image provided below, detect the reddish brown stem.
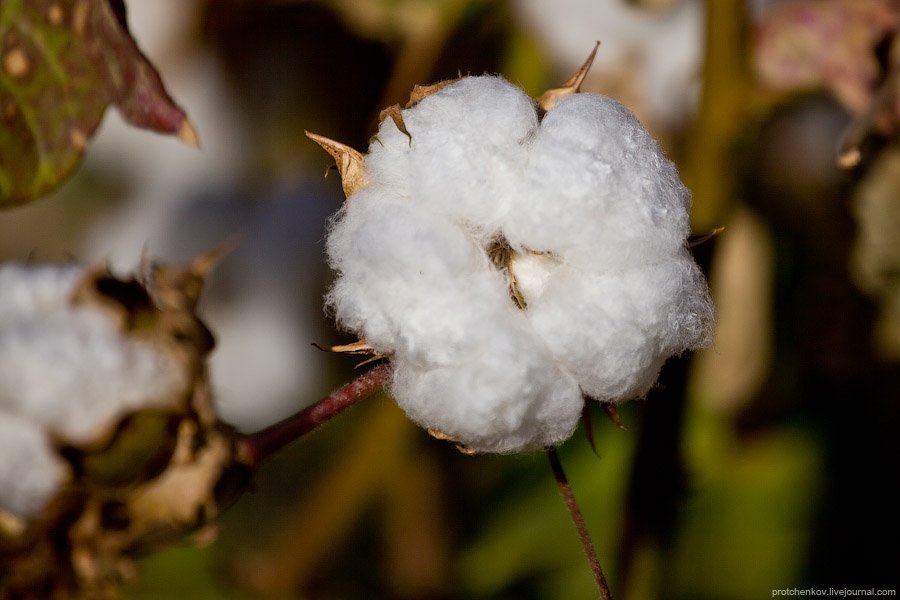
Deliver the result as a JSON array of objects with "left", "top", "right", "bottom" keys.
[
  {"left": 548, "top": 447, "right": 613, "bottom": 600},
  {"left": 234, "top": 362, "right": 393, "bottom": 466}
]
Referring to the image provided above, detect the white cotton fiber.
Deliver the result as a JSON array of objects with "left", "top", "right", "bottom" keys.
[
  {"left": 0, "top": 263, "right": 190, "bottom": 517},
  {"left": 0, "top": 309, "right": 187, "bottom": 442},
  {"left": 0, "top": 263, "right": 82, "bottom": 326},
  {"left": 505, "top": 94, "right": 691, "bottom": 271},
  {"left": 0, "top": 412, "right": 67, "bottom": 519},
  {"left": 325, "top": 76, "right": 715, "bottom": 453},
  {"left": 391, "top": 321, "right": 583, "bottom": 453},
  {"left": 369, "top": 76, "right": 538, "bottom": 241},
  {"left": 525, "top": 258, "right": 713, "bottom": 402}
]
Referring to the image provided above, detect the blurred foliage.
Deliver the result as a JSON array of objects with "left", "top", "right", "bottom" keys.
[
  {"left": 1, "top": 0, "right": 899, "bottom": 598},
  {"left": 0, "top": 0, "right": 194, "bottom": 207}
]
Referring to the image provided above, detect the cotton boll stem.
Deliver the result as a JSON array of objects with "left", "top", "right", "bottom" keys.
[
  {"left": 234, "top": 362, "right": 393, "bottom": 466},
  {"left": 548, "top": 447, "right": 613, "bottom": 600}
]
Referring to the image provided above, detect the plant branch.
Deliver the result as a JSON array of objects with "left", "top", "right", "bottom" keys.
[
  {"left": 548, "top": 447, "right": 612, "bottom": 600},
  {"left": 233, "top": 361, "right": 393, "bottom": 467}
]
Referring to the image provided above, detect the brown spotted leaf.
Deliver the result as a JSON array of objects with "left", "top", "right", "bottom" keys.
[{"left": 0, "top": 0, "right": 197, "bottom": 208}]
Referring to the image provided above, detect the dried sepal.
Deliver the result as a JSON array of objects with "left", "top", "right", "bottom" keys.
[
  {"left": 147, "top": 239, "right": 236, "bottom": 313},
  {"left": 581, "top": 404, "right": 599, "bottom": 456},
  {"left": 837, "top": 144, "right": 862, "bottom": 169},
  {"left": 125, "top": 419, "right": 232, "bottom": 535},
  {"left": 600, "top": 402, "right": 626, "bottom": 431},
  {"left": 537, "top": 41, "right": 600, "bottom": 112},
  {"left": 378, "top": 104, "right": 411, "bottom": 142},
  {"left": 426, "top": 428, "right": 478, "bottom": 455},
  {"left": 305, "top": 131, "right": 369, "bottom": 198},
  {"left": 487, "top": 236, "right": 528, "bottom": 310},
  {"left": 687, "top": 226, "right": 726, "bottom": 248},
  {"left": 0, "top": 509, "right": 25, "bottom": 539},
  {"left": 405, "top": 77, "right": 463, "bottom": 108},
  {"left": 313, "top": 340, "right": 377, "bottom": 355},
  {"left": 70, "top": 264, "right": 160, "bottom": 334}
]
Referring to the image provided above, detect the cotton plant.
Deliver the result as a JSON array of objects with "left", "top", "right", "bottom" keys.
[
  {"left": 0, "top": 41, "right": 715, "bottom": 599},
  {"left": 0, "top": 249, "right": 392, "bottom": 600},
  {"left": 309, "top": 46, "right": 715, "bottom": 456}
]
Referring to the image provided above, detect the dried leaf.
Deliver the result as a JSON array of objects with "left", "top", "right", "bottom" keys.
[
  {"left": 537, "top": 41, "right": 600, "bottom": 112},
  {"left": 0, "top": 0, "right": 197, "bottom": 208},
  {"left": 305, "top": 130, "right": 368, "bottom": 198}
]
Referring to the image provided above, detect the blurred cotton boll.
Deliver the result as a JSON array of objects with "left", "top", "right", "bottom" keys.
[
  {"left": 0, "top": 259, "right": 239, "bottom": 598},
  {"left": 0, "top": 262, "right": 195, "bottom": 518},
  {"left": 514, "top": 0, "right": 704, "bottom": 127}
]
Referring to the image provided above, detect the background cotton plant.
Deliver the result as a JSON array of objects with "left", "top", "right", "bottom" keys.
[
  {"left": 0, "top": 256, "right": 238, "bottom": 598},
  {"left": 319, "top": 54, "right": 715, "bottom": 455},
  {"left": 0, "top": 263, "right": 187, "bottom": 518}
]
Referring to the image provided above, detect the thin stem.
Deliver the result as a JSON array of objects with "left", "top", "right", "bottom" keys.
[
  {"left": 234, "top": 361, "right": 393, "bottom": 467},
  {"left": 547, "top": 447, "right": 612, "bottom": 600}
]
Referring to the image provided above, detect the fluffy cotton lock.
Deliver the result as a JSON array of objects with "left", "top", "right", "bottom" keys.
[
  {"left": 325, "top": 75, "right": 715, "bottom": 453},
  {"left": 0, "top": 263, "right": 190, "bottom": 518}
]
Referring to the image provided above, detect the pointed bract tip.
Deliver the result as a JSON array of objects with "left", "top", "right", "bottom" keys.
[
  {"left": 176, "top": 117, "right": 200, "bottom": 148},
  {"left": 379, "top": 104, "right": 411, "bottom": 142},
  {"left": 687, "top": 226, "right": 726, "bottom": 248},
  {"left": 426, "top": 428, "right": 478, "bottom": 455},
  {"left": 838, "top": 145, "right": 862, "bottom": 169},
  {"left": 192, "top": 237, "right": 239, "bottom": 277},
  {"left": 312, "top": 340, "right": 376, "bottom": 355},
  {"left": 537, "top": 41, "right": 601, "bottom": 111},
  {"left": 406, "top": 77, "right": 463, "bottom": 108},
  {"left": 305, "top": 131, "right": 368, "bottom": 198}
]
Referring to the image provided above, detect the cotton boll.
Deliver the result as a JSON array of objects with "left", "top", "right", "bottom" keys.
[
  {"left": 400, "top": 77, "right": 538, "bottom": 239},
  {"left": 0, "top": 262, "right": 205, "bottom": 522},
  {"left": 506, "top": 93, "right": 690, "bottom": 270},
  {"left": 323, "top": 74, "right": 715, "bottom": 454},
  {"left": 0, "top": 412, "right": 68, "bottom": 519}
]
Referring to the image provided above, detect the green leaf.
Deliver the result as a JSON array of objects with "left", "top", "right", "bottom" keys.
[{"left": 0, "top": 0, "right": 197, "bottom": 208}]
